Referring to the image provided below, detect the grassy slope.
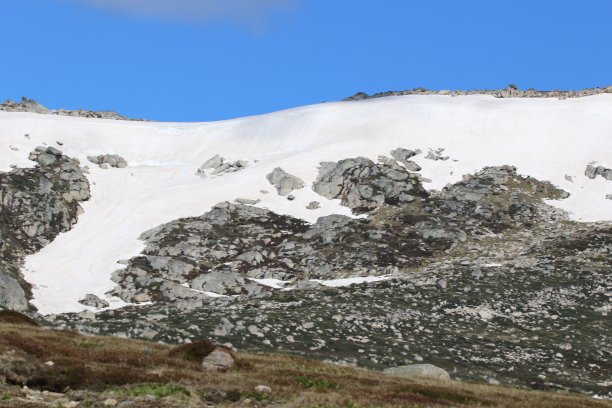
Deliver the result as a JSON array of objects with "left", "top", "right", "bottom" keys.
[{"left": 0, "top": 322, "right": 610, "bottom": 408}]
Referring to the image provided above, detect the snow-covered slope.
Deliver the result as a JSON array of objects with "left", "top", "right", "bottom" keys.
[{"left": 1, "top": 94, "right": 611, "bottom": 314}]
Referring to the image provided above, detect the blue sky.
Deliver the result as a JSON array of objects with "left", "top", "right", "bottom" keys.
[{"left": 1, "top": 0, "right": 611, "bottom": 122}]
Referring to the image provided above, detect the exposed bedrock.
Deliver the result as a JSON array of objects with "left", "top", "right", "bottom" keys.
[
  {"left": 0, "top": 147, "right": 91, "bottom": 311},
  {"left": 110, "top": 161, "right": 568, "bottom": 307}
]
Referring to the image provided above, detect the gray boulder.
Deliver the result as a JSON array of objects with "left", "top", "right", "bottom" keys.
[
  {"left": 390, "top": 147, "right": 418, "bottom": 163},
  {"left": 235, "top": 198, "right": 260, "bottom": 205},
  {"left": 585, "top": 164, "right": 612, "bottom": 181},
  {"left": 425, "top": 148, "right": 449, "bottom": 161},
  {"left": 79, "top": 294, "right": 110, "bottom": 308},
  {"left": 87, "top": 154, "right": 128, "bottom": 169},
  {"left": 266, "top": 167, "right": 305, "bottom": 196},
  {"left": 196, "top": 155, "right": 248, "bottom": 178},
  {"left": 198, "top": 154, "right": 224, "bottom": 172},
  {"left": 202, "top": 347, "right": 235, "bottom": 371},
  {"left": 191, "top": 270, "right": 261, "bottom": 296},
  {"left": 0, "top": 274, "right": 28, "bottom": 312},
  {"left": 383, "top": 364, "right": 451, "bottom": 381}
]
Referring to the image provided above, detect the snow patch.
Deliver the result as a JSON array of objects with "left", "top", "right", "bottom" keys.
[{"left": 0, "top": 94, "right": 610, "bottom": 314}]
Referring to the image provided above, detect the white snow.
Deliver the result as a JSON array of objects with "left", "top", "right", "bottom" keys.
[
  {"left": 311, "top": 276, "right": 393, "bottom": 287},
  {"left": 248, "top": 278, "right": 289, "bottom": 289},
  {"left": 179, "top": 283, "right": 227, "bottom": 298},
  {"left": 1, "top": 94, "right": 611, "bottom": 315}
]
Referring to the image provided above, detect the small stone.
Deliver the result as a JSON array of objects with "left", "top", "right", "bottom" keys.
[
  {"left": 103, "top": 399, "right": 118, "bottom": 407},
  {"left": 254, "top": 385, "right": 272, "bottom": 394}
]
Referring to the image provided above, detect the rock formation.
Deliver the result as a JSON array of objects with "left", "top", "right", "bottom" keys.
[
  {"left": 0, "top": 97, "right": 138, "bottom": 120},
  {"left": 196, "top": 155, "right": 249, "bottom": 178},
  {"left": 0, "top": 147, "right": 90, "bottom": 311},
  {"left": 266, "top": 167, "right": 305, "bottom": 196}
]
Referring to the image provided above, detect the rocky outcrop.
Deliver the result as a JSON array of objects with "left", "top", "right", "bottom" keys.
[
  {"left": 87, "top": 154, "right": 128, "bottom": 169},
  {"left": 344, "top": 86, "right": 612, "bottom": 101},
  {"left": 266, "top": 167, "right": 305, "bottom": 196},
  {"left": 108, "top": 162, "right": 568, "bottom": 306},
  {"left": 196, "top": 155, "right": 249, "bottom": 178},
  {"left": 431, "top": 166, "right": 568, "bottom": 232},
  {"left": 0, "top": 96, "right": 138, "bottom": 120},
  {"left": 0, "top": 147, "right": 90, "bottom": 311},
  {"left": 585, "top": 164, "right": 612, "bottom": 181},
  {"left": 312, "top": 157, "right": 428, "bottom": 213},
  {"left": 108, "top": 199, "right": 446, "bottom": 303}
]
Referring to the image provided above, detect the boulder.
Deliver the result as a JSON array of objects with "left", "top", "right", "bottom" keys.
[
  {"left": 383, "top": 364, "right": 451, "bottom": 381},
  {"left": 424, "top": 148, "right": 449, "bottom": 161},
  {"left": 235, "top": 198, "right": 260, "bottom": 205},
  {"left": 0, "top": 274, "right": 28, "bottom": 312},
  {"left": 266, "top": 167, "right": 305, "bottom": 196},
  {"left": 191, "top": 270, "right": 259, "bottom": 296},
  {"left": 79, "top": 294, "right": 110, "bottom": 308},
  {"left": 196, "top": 155, "right": 248, "bottom": 178},
  {"left": 202, "top": 347, "right": 235, "bottom": 371},
  {"left": 390, "top": 147, "right": 420, "bottom": 169},
  {"left": 87, "top": 154, "right": 128, "bottom": 168},
  {"left": 585, "top": 164, "right": 612, "bottom": 181}
]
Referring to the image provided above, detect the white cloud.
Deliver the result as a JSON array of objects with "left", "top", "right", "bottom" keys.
[{"left": 70, "top": 0, "right": 296, "bottom": 24}]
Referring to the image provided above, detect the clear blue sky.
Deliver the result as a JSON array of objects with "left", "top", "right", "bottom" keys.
[{"left": 1, "top": 0, "right": 610, "bottom": 122}]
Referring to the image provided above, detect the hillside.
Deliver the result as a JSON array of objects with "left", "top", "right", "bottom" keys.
[
  {"left": 0, "top": 92, "right": 610, "bottom": 403},
  {"left": 0, "top": 318, "right": 610, "bottom": 408}
]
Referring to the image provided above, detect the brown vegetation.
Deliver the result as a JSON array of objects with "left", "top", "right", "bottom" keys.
[{"left": 0, "top": 322, "right": 609, "bottom": 407}]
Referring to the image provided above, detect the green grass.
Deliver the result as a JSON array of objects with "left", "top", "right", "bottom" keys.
[
  {"left": 116, "top": 383, "right": 191, "bottom": 398},
  {"left": 240, "top": 390, "right": 271, "bottom": 401},
  {"left": 296, "top": 376, "right": 340, "bottom": 390}
]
